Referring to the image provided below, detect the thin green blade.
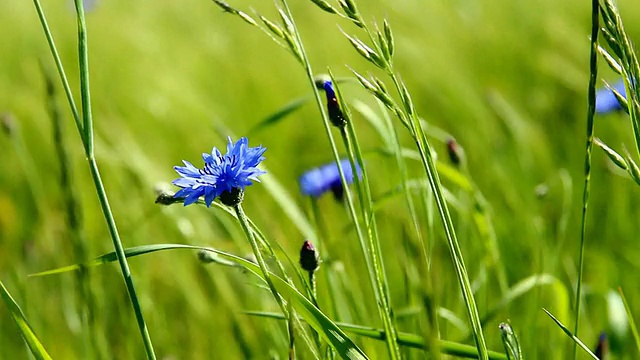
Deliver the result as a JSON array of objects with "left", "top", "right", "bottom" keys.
[
  {"left": 0, "top": 281, "right": 53, "bottom": 360},
  {"left": 543, "top": 308, "right": 598, "bottom": 360}
]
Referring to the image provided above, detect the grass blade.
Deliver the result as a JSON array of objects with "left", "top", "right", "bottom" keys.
[
  {"left": 543, "top": 309, "right": 598, "bottom": 359},
  {"left": 618, "top": 287, "right": 640, "bottom": 353},
  {"left": 31, "top": 0, "right": 83, "bottom": 135},
  {"left": 0, "top": 281, "right": 52, "bottom": 360},
  {"left": 247, "top": 96, "right": 309, "bottom": 135},
  {"left": 573, "top": 1, "right": 600, "bottom": 359},
  {"left": 498, "top": 323, "right": 522, "bottom": 360},
  {"left": 33, "top": 0, "right": 157, "bottom": 357}
]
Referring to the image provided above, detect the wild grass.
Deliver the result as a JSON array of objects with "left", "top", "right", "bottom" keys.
[{"left": 2, "top": 0, "right": 640, "bottom": 359}]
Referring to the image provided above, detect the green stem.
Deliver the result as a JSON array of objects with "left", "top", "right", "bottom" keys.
[
  {"left": 573, "top": 0, "right": 599, "bottom": 358},
  {"left": 73, "top": 0, "right": 93, "bottom": 151},
  {"left": 44, "top": 63, "right": 97, "bottom": 359},
  {"left": 234, "top": 203, "right": 313, "bottom": 354},
  {"left": 309, "top": 272, "right": 317, "bottom": 305},
  {"left": 33, "top": 0, "right": 158, "bottom": 357},
  {"left": 381, "top": 102, "right": 441, "bottom": 351},
  {"left": 411, "top": 123, "right": 488, "bottom": 359},
  {"left": 87, "top": 159, "right": 156, "bottom": 360},
  {"left": 76, "top": 1, "right": 156, "bottom": 356},
  {"left": 233, "top": 204, "right": 289, "bottom": 322},
  {"left": 308, "top": 270, "right": 323, "bottom": 353},
  {"left": 277, "top": 1, "right": 401, "bottom": 358},
  {"left": 309, "top": 198, "right": 339, "bottom": 319},
  {"left": 368, "top": 26, "right": 489, "bottom": 358},
  {"left": 340, "top": 14, "right": 488, "bottom": 356},
  {"left": 338, "top": 125, "right": 401, "bottom": 357},
  {"left": 32, "top": 0, "right": 83, "bottom": 136}
]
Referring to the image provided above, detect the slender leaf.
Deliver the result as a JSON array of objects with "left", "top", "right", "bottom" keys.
[
  {"left": 543, "top": 309, "right": 598, "bottom": 360},
  {"left": 618, "top": 287, "right": 640, "bottom": 353},
  {"left": 248, "top": 96, "right": 309, "bottom": 135},
  {"left": 0, "top": 282, "right": 52, "bottom": 360}
]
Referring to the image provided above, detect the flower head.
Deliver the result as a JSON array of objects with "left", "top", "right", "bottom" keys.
[
  {"left": 299, "top": 158, "right": 362, "bottom": 199},
  {"left": 323, "top": 81, "right": 346, "bottom": 128},
  {"left": 172, "top": 137, "right": 266, "bottom": 207},
  {"left": 596, "top": 79, "right": 627, "bottom": 114}
]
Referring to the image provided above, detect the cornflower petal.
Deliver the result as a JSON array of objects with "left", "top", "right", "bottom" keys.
[
  {"left": 202, "top": 152, "right": 214, "bottom": 164},
  {"left": 596, "top": 79, "right": 627, "bottom": 114},
  {"left": 172, "top": 178, "right": 196, "bottom": 188},
  {"left": 204, "top": 186, "right": 217, "bottom": 207},
  {"left": 183, "top": 188, "right": 204, "bottom": 206},
  {"left": 174, "top": 160, "right": 200, "bottom": 178}
]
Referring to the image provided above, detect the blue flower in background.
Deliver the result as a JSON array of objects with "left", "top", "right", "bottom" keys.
[
  {"left": 173, "top": 137, "right": 266, "bottom": 207},
  {"left": 299, "top": 159, "right": 362, "bottom": 199},
  {"left": 596, "top": 79, "right": 627, "bottom": 114}
]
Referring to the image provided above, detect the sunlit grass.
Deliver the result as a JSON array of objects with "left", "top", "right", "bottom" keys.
[{"left": 2, "top": 0, "right": 640, "bottom": 358}]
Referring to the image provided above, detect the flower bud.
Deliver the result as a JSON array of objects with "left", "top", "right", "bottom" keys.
[
  {"left": 299, "top": 240, "right": 320, "bottom": 273},
  {"left": 446, "top": 138, "right": 462, "bottom": 166},
  {"left": 155, "top": 191, "right": 180, "bottom": 205},
  {"left": 323, "top": 81, "right": 347, "bottom": 128}
]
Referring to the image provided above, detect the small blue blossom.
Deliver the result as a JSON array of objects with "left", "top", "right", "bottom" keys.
[
  {"left": 596, "top": 79, "right": 627, "bottom": 114},
  {"left": 323, "top": 81, "right": 346, "bottom": 127},
  {"left": 173, "top": 137, "right": 266, "bottom": 207},
  {"left": 299, "top": 158, "right": 362, "bottom": 199}
]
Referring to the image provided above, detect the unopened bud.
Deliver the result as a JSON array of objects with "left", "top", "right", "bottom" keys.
[
  {"left": 299, "top": 240, "right": 320, "bottom": 273},
  {"left": 446, "top": 138, "right": 462, "bottom": 166},
  {"left": 155, "top": 190, "right": 180, "bottom": 205},
  {"left": 323, "top": 81, "right": 346, "bottom": 128}
]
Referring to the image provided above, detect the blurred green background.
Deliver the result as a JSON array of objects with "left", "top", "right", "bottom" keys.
[{"left": 2, "top": 0, "right": 640, "bottom": 358}]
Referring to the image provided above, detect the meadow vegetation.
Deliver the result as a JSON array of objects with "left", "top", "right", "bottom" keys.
[{"left": 1, "top": 0, "right": 640, "bottom": 358}]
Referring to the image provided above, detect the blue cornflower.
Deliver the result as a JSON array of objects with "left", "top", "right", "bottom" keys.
[
  {"left": 299, "top": 158, "right": 362, "bottom": 199},
  {"left": 173, "top": 137, "right": 266, "bottom": 207},
  {"left": 596, "top": 79, "right": 627, "bottom": 114},
  {"left": 323, "top": 81, "right": 346, "bottom": 128}
]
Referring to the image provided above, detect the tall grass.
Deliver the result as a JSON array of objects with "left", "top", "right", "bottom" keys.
[{"left": 2, "top": 0, "right": 640, "bottom": 358}]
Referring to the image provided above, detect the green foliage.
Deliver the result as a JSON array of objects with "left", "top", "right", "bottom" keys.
[{"left": 2, "top": 0, "right": 640, "bottom": 358}]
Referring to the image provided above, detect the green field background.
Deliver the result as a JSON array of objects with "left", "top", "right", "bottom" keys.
[{"left": 2, "top": 0, "right": 640, "bottom": 358}]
